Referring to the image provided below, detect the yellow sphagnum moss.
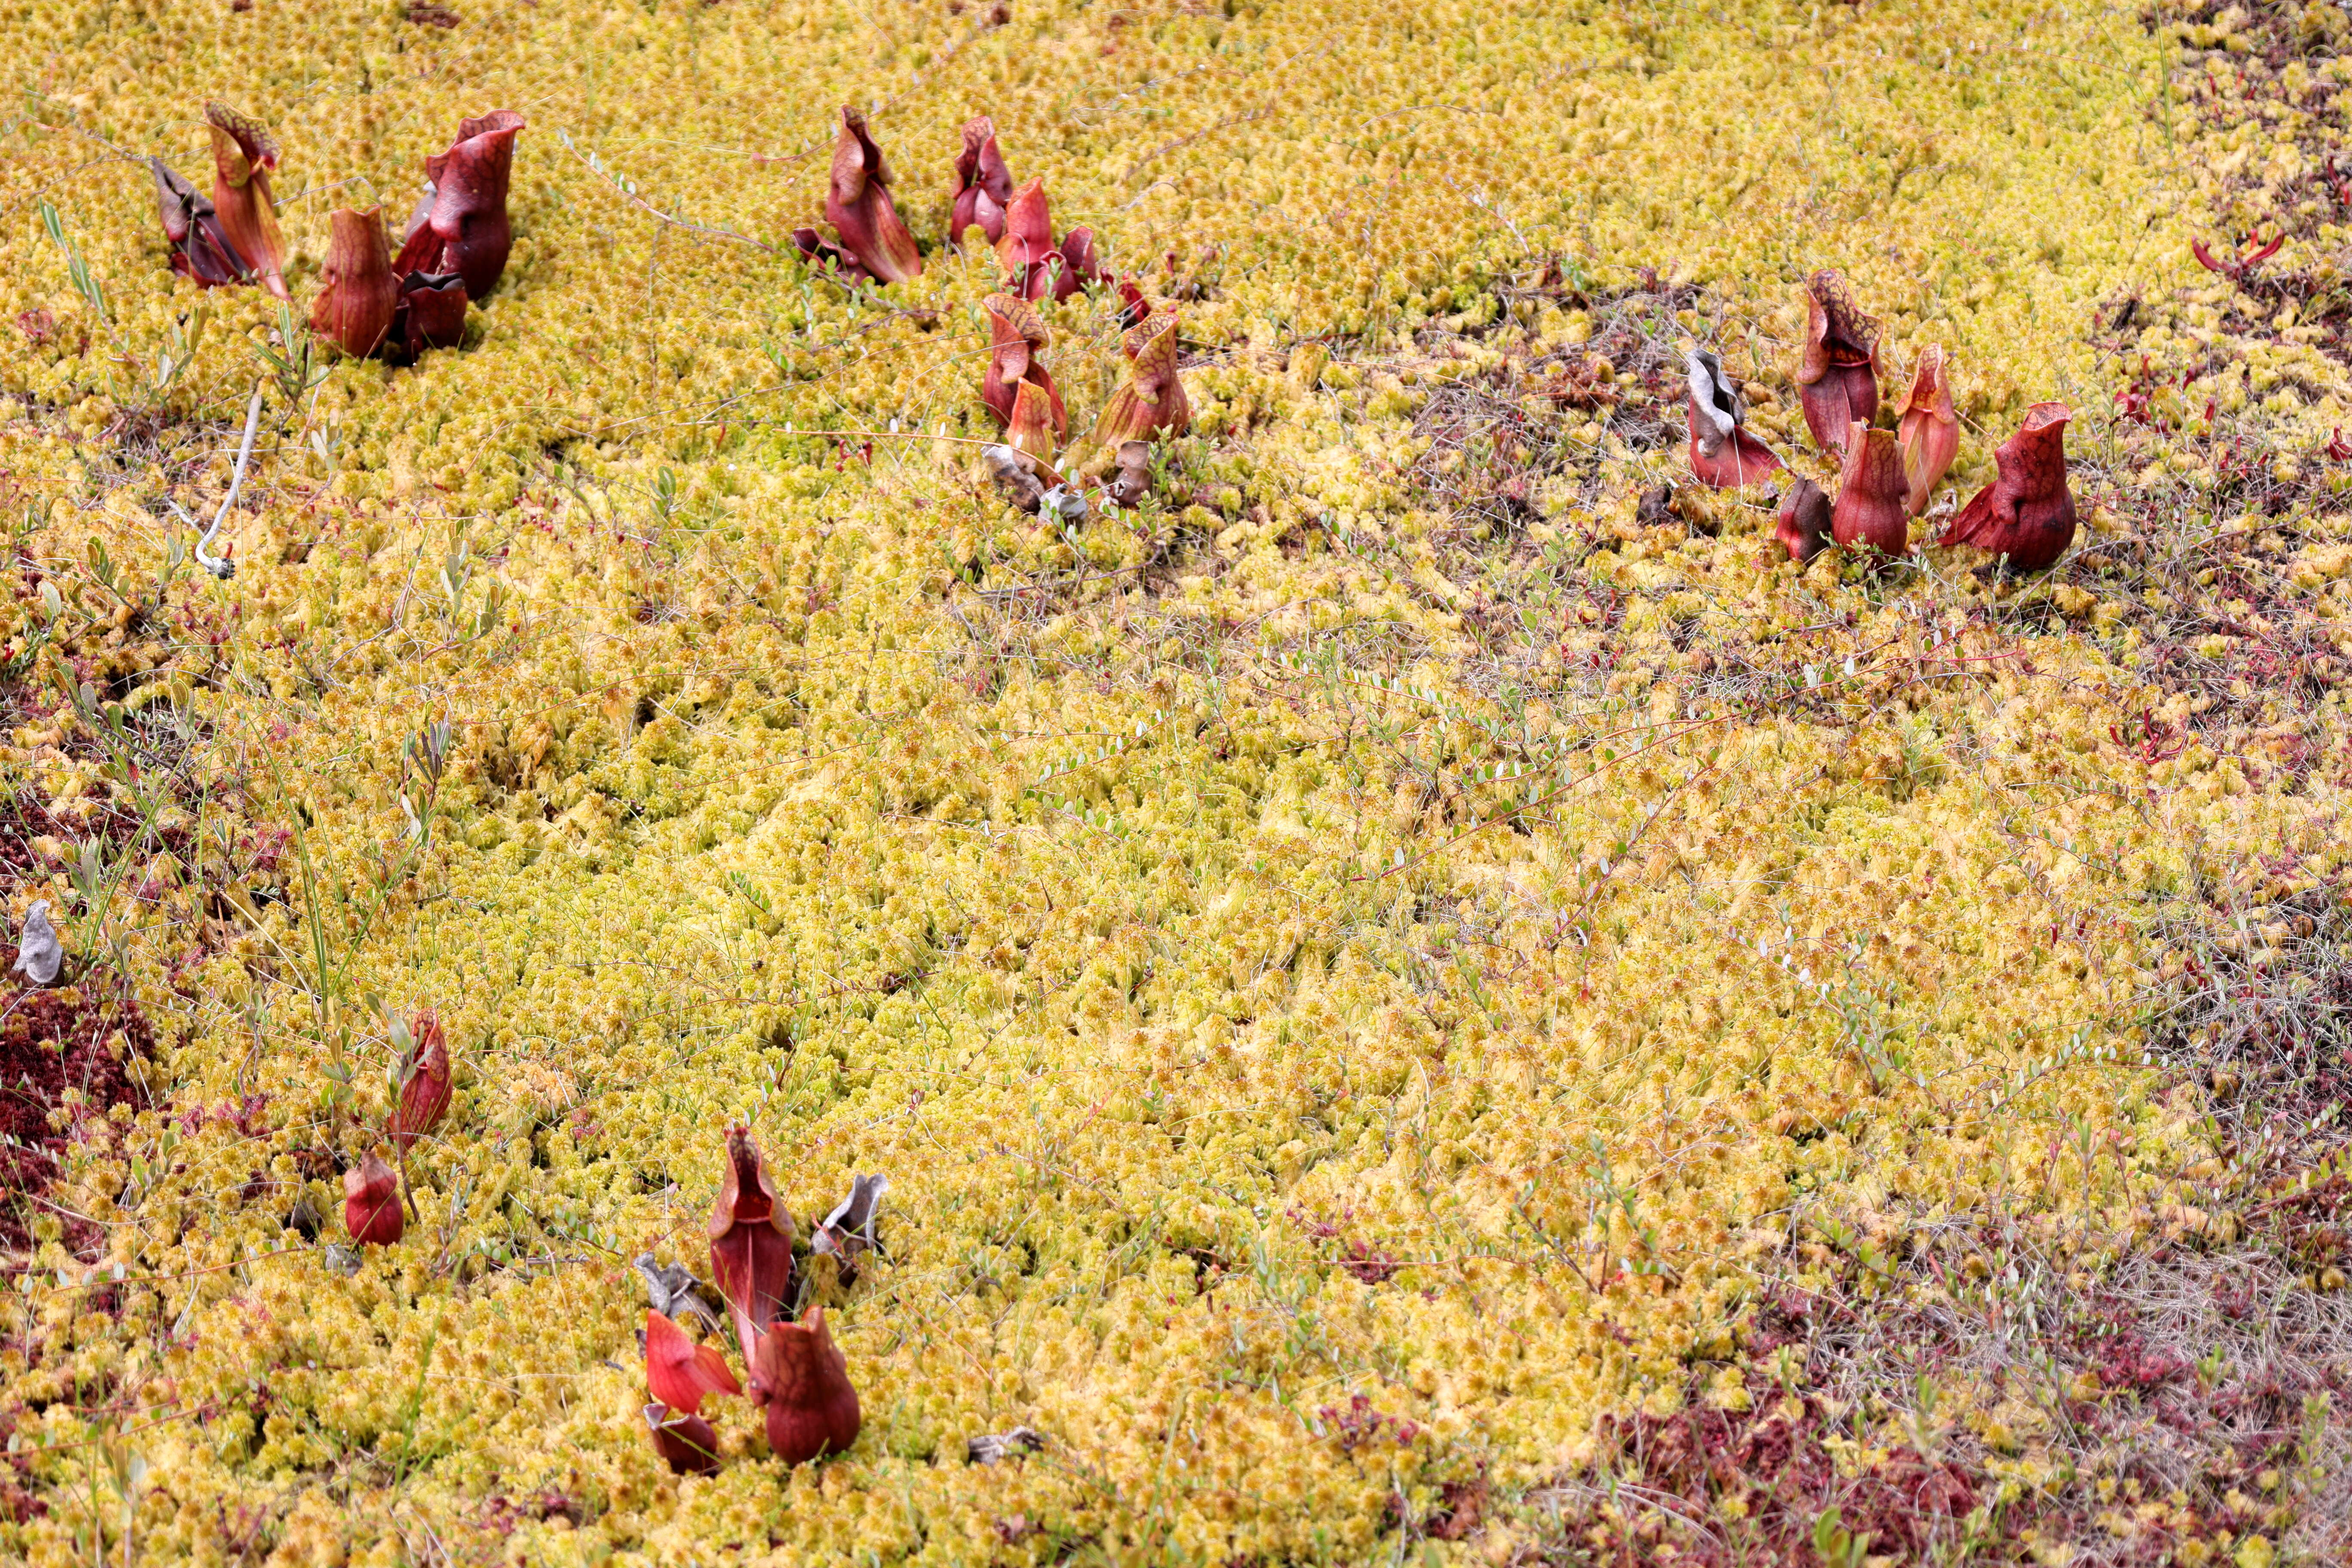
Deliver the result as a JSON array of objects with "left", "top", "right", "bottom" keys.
[{"left": 0, "top": 0, "right": 2345, "bottom": 1562}]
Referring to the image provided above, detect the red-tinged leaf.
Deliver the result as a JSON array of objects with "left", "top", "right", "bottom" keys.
[
  {"left": 205, "top": 103, "right": 288, "bottom": 300},
  {"left": 792, "top": 227, "right": 873, "bottom": 283},
  {"left": 747, "top": 1305, "right": 861, "bottom": 1465},
  {"left": 645, "top": 1309, "right": 741, "bottom": 1415},
  {"left": 1776, "top": 476, "right": 1832, "bottom": 566},
  {"left": 1831, "top": 423, "right": 1911, "bottom": 559},
  {"left": 1895, "top": 346, "right": 1959, "bottom": 518},
  {"left": 982, "top": 293, "right": 1063, "bottom": 438},
  {"left": 311, "top": 207, "right": 398, "bottom": 358},
  {"left": 707, "top": 1125, "right": 795, "bottom": 1353},
  {"left": 389, "top": 1010, "right": 451, "bottom": 1151},
  {"left": 951, "top": 116, "right": 1014, "bottom": 247},
  {"left": 995, "top": 176, "right": 1054, "bottom": 283},
  {"left": 394, "top": 272, "right": 467, "bottom": 359},
  {"left": 1115, "top": 279, "right": 1150, "bottom": 330},
  {"left": 398, "top": 110, "right": 525, "bottom": 300},
  {"left": 150, "top": 157, "right": 251, "bottom": 288},
  {"left": 1795, "top": 270, "right": 1879, "bottom": 453},
  {"left": 343, "top": 1150, "right": 403, "bottom": 1246},
  {"left": 1684, "top": 350, "right": 1782, "bottom": 490},
  {"left": 1090, "top": 311, "right": 1190, "bottom": 448},
  {"left": 1007, "top": 380, "right": 1060, "bottom": 463},
  {"left": 644, "top": 1403, "right": 722, "bottom": 1475},
  {"left": 822, "top": 107, "right": 922, "bottom": 285},
  {"left": 1057, "top": 227, "right": 1105, "bottom": 298},
  {"left": 1942, "top": 403, "right": 2076, "bottom": 572}
]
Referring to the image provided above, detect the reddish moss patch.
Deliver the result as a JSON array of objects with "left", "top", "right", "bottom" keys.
[
  {"left": 1574, "top": 1391, "right": 1984, "bottom": 1565},
  {"left": 0, "top": 980, "right": 152, "bottom": 1250}
]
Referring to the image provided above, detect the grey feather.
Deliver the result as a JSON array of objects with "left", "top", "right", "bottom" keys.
[
  {"left": 967, "top": 1426, "right": 1045, "bottom": 1464},
  {"left": 12, "top": 900, "right": 61, "bottom": 987},
  {"left": 634, "top": 1253, "right": 727, "bottom": 1335},
  {"left": 983, "top": 443, "right": 1047, "bottom": 514}
]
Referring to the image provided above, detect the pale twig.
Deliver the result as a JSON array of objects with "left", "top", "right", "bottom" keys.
[
  {"left": 557, "top": 133, "right": 782, "bottom": 256},
  {"left": 164, "top": 383, "right": 262, "bottom": 579},
  {"left": 1121, "top": 110, "right": 1270, "bottom": 186}
]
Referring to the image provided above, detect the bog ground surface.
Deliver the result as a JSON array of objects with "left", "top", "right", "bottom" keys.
[{"left": 4, "top": 1, "right": 2352, "bottom": 1563}]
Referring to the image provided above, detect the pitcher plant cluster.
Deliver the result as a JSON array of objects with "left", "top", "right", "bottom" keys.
[
  {"left": 150, "top": 102, "right": 525, "bottom": 361},
  {"left": 789, "top": 105, "right": 1191, "bottom": 506},
  {"left": 1687, "top": 270, "right": 2080, "bottom": 574},
  {"left": 642, "top": 1128, "right": 881, "bottom": 1476}
]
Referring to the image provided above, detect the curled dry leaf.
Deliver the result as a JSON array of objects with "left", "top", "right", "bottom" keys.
[
  {"left": 634, "top": 1254, "right": 727, "bottom": 1337},
  {"left": 983, "top": 442, "right": 1063, "bottom": 514},
  {"left": 150, "top": 158, "right": 249, "bottom": 287},
  {"left": 1635, "top": 483, "right": 1677, "bottom": 530},
  {"left": 967, "top": 1426, "right": 1046, "bottom": 1464},
  {"left": 812, "top": 1174, "right": 888, "bottom": 1263},
  {"left": 1104, "top": 441, "right": 1153, "bottom": 508},
  {"left": 1944, "top": 402, "right": 2076, "bottom": 571}
]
